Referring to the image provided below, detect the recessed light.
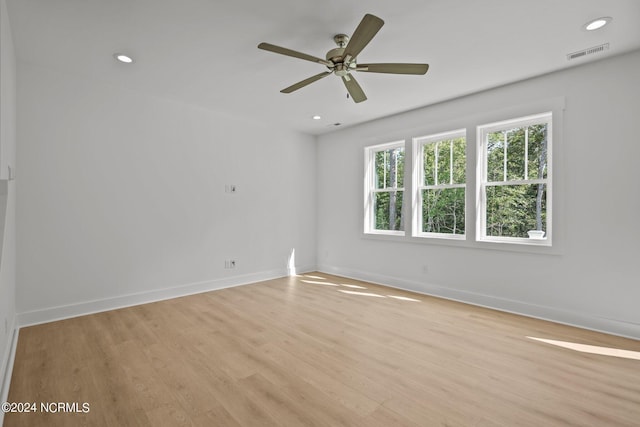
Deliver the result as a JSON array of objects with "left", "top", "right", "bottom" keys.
[
  {"left": 114, "top": 53, "right": 134, "bottom": 63},
  {"left": 312, "top": 115, "right": 322, "bottom": 120},
  {"left": 583, "top": 17, "right": 612, "bottom": 31}
]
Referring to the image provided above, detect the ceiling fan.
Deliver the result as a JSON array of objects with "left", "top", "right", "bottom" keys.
[{"left": 258, "top": 14, "right": 429, "bottom": 103}]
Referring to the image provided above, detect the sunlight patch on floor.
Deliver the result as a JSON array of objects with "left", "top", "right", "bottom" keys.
[
  {"left": 299, "top": 276, "right": 368, "bottom": 289},
  {"left": 387, "top": 295, "right": 421, "bottom": 302},
  {"left": 338, "top": 290, "right": 386, "bottom": 298},
  {"left": 297, "top": 275, "right": 421, "bottom": 302},
  {"left": 301, "top": 280, "right": 340, "bottom": 287},
  {"left": 340, "top": 284, "right": 368, "bottom": 289},
  {"left": 337, "top": 290, "right": 421, "bottom": 302},
  {"left": 527, "top": 337, "right": 640, "bottom": 361}
]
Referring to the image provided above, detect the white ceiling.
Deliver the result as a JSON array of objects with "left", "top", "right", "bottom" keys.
[{"left": 6, "top": 0, "right": 640, "bottom": 135}]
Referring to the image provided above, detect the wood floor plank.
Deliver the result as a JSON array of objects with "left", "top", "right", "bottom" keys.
[
  {"left": 5, "top": 272, "right": 640, "bottom": 426},
  {"left": 259, "top": 341, "right": 381, "bottom": 416}
]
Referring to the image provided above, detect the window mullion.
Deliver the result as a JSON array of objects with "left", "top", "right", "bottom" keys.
[
  {"left": 449, "top": 140, "right": 453, "bottom": 185},
  {"left": 420, "top": 144, "right": 425, "bottom": 187},
  {"left": 503, "top": 131, "right": 507, "bottom": 182},
  {"left": 424, "top": 183, "right": 465, "bottom": 190},
  {"left": 524, "top": 126, "right": 529, "bottom": 180},
  {"left": 383, "top": 151, "right": 387, "bottom": 189},
  {"left": 394, "top": 149, "right": 398, "bottom": 188},
  {"left": 434, "top": 141, "right": 439, "bottom": 185},
  {"left": 485, "top": 178, "right": 547, "bottom": 187},
  {"left": 372, "top": 188, "right": 405, "bottom": 193}
]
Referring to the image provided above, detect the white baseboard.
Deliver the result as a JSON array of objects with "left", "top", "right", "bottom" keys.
[
  {"left": 17, "top": 265, "right": 316, "bottom": 328},
  {"left": 317, "top": 264, "right": 640, "bottom": 341},
  {"left": 0, "top": 324, "right": 18, "bottom": 427}
]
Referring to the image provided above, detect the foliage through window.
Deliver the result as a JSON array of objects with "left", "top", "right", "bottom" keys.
[
  {"left": 478, "top": 113, "right": 551, "bottom": 243},
  {"left": 413, "top": 131, "right": 466, "bottom": 238},
  {"left": 364, "top": 142, "right": 405, "bottom": 234}
]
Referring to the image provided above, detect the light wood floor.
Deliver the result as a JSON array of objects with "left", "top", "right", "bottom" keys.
[{"left": 5, "top": 273, "right": 640, "bottom": 427}]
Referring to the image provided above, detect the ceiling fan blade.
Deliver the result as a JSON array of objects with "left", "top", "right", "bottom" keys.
[
  {"left": 343, "top": 14, "right": 384, "bottom": 64},
  {"left": 258, "top": 42, "right": 333, "bottom": 67},
  {"left": 341, "top": 74, "right": 367, "bottom": 103},
  {"left": 356, "top": 63, "right": 429, "bottom": 75},
  {"left": 281, "top": 71, "right": 332, "bottom": 93}
]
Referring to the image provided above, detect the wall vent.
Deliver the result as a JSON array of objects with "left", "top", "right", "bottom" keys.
[{"left": 567, "top": 43, "right": 609, "bottom": 61}]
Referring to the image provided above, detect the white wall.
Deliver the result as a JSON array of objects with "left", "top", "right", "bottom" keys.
[
  {"left": 0, "top": 0, "right": 14, "bottom": 181},
  {"left": 16, "top": 62, "right": 316, "bottom": 322},
  {"left": 317, "top": 50, "right": 640, "bottom": 339},
  {"left": 0, "top": 0, "right": 17, "bottom": 409}
]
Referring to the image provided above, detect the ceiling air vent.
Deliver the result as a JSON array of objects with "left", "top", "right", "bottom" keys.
[{"left": 567, "top": 43, "right": 609, "bottom": 61}]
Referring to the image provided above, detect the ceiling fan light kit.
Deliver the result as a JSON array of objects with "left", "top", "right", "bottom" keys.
[{"left": 258, "top": 14, "right": 429, "bottom": 103}]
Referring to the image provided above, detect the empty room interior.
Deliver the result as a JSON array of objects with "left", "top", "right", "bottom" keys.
[{"left": 1, "top": 0, "right": 640, "bottom": 426}]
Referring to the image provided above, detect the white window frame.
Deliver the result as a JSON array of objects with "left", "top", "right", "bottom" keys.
[
  {"left": 364, "top": 140, "right": 406, "bottom": 236},
  {"left": 476, "top": 112, "right": 552, "bottom": 246},
  {"left": 412, "top": 129, "right": 466, "bottom": 240}
]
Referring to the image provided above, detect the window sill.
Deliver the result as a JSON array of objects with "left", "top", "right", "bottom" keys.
[
  {"left": 479, "top": 236, "right": 551, "bottom": 247},
  {"left": 361, "top": 232, "right": 562, "bottom": 255},
  {"left": 414, "top": 232, "right": 466, "bottom": 241},
  {"left": 364, "top": 230, "right": 406, "bottom": 237}
]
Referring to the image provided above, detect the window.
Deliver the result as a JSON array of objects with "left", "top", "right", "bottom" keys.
[
  {"left": 363, "top": 102, "right": 560, "bottom": 250},
  {"left": 413, "top": 130, "right": 466, "bottom": 239},
  {"left": 364, "top": 141, "right": 405, "bottom": 235},
  {"left": 477, "top": 112, "right": 552, "bottom": 244}
]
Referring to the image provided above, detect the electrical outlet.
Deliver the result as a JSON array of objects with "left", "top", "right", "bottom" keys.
[{"left": 225, "top": 259, "right": 237, "bottom": 269}]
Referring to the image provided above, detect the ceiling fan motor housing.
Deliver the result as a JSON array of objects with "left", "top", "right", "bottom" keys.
[
  {"left": 327, "top": 35, "right": 358, "bottom": 75},
  {"left": 326, "top": 47, "right": 345, "bottom": 64}
]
